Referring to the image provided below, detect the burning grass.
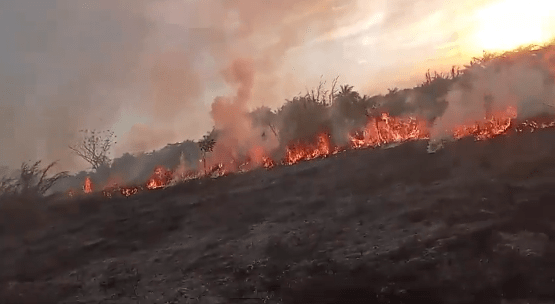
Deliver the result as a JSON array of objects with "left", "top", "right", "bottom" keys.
[
  {"left": 453, "top": 106, "right": 517, "bottom": 141},
  {"left": 58, "top": 41, "right": 555, "bottom": 199},
  {"left": 348, "top": 113, "right": 430, "bottom": 149},
  {"left": 70, "top": 106, "right": 555, "bottom": 199}
]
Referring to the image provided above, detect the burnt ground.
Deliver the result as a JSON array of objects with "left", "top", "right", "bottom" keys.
[{"left": 3, "top": 130, "right": 555, "bottom": 303}]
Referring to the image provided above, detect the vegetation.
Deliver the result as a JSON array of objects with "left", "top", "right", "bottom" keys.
[
  {"left": 198, "top": 129, "right": 218, "bottom": 173},
  {"left": 69, "top": 129, "right": 117, "bottom": 170},
  {"left": 0, "top": 160, "right": 68, "bottom": 199},
  {"left": 6, "top": 40, "right": 555, "bottom": 197}
]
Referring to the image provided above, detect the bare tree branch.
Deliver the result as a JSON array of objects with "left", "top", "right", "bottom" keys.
[
  {"left": 69, "top": 129, "right": 116, "bottom": 169},
  {"left": 329, "top": 75, "right": 339, "bottom": 104}
]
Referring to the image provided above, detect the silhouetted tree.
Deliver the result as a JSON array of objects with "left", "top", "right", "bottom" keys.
[
  {"left": 197, "top": 129, "right": 217, "bottom": 173},
  {"left": 338, "top": 84, "right": 355, "bottom": 98},
  {"left": 69, "top": 129, "right": 117, "bottom": 170}
]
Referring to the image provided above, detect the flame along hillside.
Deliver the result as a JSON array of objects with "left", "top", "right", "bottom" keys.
[
  {"left": 75, "top": 108, "right": 555, "bottom": 199},
  {"left": 72, "top": 41, "right": 555, "bottom": 198}
]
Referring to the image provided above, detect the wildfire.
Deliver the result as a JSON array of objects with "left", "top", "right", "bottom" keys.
[
  {"left": 120, "top": 186, "right": 140, "bottom": 197},
  {"left": 349, "top": 113, "right": 430, "bottom": 149},
  {"left": 73, "top": 106, "right": 555, "bottom": 199},
  {"left": 83, "top": 176, "right": 93, "bottom": 194},
  {"left": 146, "top": 166, "right": 173, "bottom": 190},
  {"left": 171, "top": 169, "right": 199, "bottom": 184},
  {"left": 453, "top": 106, "right": 517, "bottom": 140},
  {"left": 284, "top": 133, "right": 335, "bottom": 165},
  {"left": 238, "top": 146, "right": 277, "bottom": 171},
  {"left": 206, "top": 163, "right": 229, "bottom": 178},
  {"left": 515, "top": 116, "right": 555, "bottom": 133}
]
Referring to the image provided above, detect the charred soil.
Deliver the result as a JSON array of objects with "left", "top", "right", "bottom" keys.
[{"left": 3, "top": 130, "right": 555, "bottom": 303}]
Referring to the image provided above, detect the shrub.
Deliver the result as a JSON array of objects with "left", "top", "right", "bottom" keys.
[{"left": 0, "top": 160, "right": 68, "bottom": 200}]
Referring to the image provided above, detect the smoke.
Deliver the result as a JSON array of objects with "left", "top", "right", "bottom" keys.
[
  {"left": 1, "top": 0, "right": 371, "bottom": 174},
  {"left": 6, "top": 0, "right": 555, "bottom": 196},
  {"left": 208, "top": 58, "right": 279, "bottom": 169},
  {"left": 148, "top": 50, "right": 203, "bottom": 122},
  {"left": 0, "top": 0, "right": 153, "bottom": 172},
  {"left": 48, "top": 140, "right": 201, "bottom": 194},
  {"left": 40, "top": 41, "right": 555, "bottom": 195},
  {"left": 429, "top": 47, "right": 555, "bottom": 143},
  {"left": 117, "top": 123, "right": 178, "bottom": 154},
  {"left": 327, "top": 91, "right": 370, "bottom": 146}
]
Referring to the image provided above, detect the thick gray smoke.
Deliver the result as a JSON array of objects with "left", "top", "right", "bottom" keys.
[
  {"left": 48, "top": 140, "right": 201, "bottom": 194},
  {"left": 0, "top": 0, "right": 154, "bottom": 172},
  {"left": 4, "top": 0, "right": 555, "bottom": 195},
  {"left": 4, "top": 0, "right": 491, "bottom": 175},
  {"left": 429, "top": 47, "right": 555, "bottom": 144},
  {"left": 42, "top": 44, "right": 555, "bottom": 195},
  {"left": 4, "top": 0, "right": 367, "bottom": 193},
  {"left": 0, "top": 0, "right": 369, "bottom": 174}
]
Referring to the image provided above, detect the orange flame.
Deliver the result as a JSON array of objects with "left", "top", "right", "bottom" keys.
[
  {"left": 205, "top": 163, "right": 229, "bottom": 178},
  {"left": 83, "top": 176, "right": 93, "bottom": 194},
  {"left": 349, "top": 113, "right": 430, "bottom": 149},
  {"left": 284, "top": 133, "right": 334, "bottom": 165},
  {"left": 239, "top": 146, "right": 276, "bottom": 171},
  {"left": 75, "top": 106, "right": 555, "bottom": 199},
  {"left": 453, "top": 106, "right": 517, "bottom": 140},
  {"left": 146, "top": 166, "right": 173, "bottom": 190}
]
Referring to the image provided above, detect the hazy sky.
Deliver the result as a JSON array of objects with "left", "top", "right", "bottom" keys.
[{"left": 1, "top": 0, "right": 555, "bottom": 173}]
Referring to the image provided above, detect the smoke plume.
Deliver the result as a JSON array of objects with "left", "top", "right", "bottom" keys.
[
  {"left": 5, "top": 0, "right": 555, "bottom": 195},
  {"left": 0, "top": 0, "right": 369, "bottom": 174},
  {"left": 429, "top": 47, "right": 555, "bottom": 143},
  {"left": 208, "top": 58, "right": 279, "bottom": 169}
]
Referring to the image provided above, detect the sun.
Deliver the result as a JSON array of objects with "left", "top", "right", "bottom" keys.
[{"left": 473, "top": 0, "right": 555, "bottom": 52}]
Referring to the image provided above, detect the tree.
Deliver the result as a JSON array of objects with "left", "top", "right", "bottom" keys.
[
  {"left": 69, "top": 129, "right": 117, "bottom": 170},
  {"left": 336, "top": 84, "right": 361, "bottom": 101},
  {"left": 197, "top": 129, "right": 217, "bottom": 174},
  {"left": 303, "top": 75, "right": 339, "bottom": 106}
]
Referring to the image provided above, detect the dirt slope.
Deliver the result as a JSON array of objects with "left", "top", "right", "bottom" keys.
[{"left": 3, "top": 130, "right": 555, "bottom": 303}]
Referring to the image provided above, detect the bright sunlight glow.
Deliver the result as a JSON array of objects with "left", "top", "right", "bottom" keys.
[{"left": 474, "top": 0, "right": 555, "bottom": 52}]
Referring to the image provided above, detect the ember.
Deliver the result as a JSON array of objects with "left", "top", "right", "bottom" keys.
[
  {"left": 515, "top": 116, "right": 555, "bottom": 133},
  {"left": 120, "top": 187, "right": 140, "bottom": 197}
]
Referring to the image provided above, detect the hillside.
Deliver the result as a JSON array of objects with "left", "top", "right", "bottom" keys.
[
  {"left": 3, "top": 127, "right": 555, "bottom": 303},
  {"left": 3, "top": 41, "right": 555, "bottom": 304},
  {"left": 37, "top": 41, "right": 555, "bottom": 199}
]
